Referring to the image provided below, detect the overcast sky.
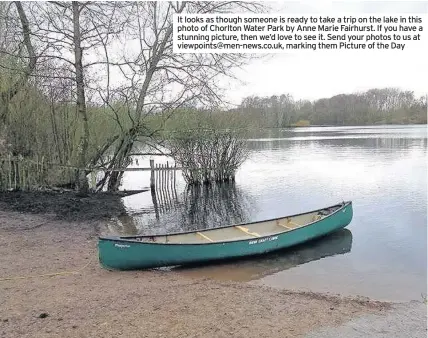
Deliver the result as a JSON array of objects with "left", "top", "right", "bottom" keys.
[{"left": 225, "top": 0, "right": 427, "bottom": 105}]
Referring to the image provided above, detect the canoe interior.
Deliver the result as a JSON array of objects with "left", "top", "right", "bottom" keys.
[{"left": 118, "top": 203, "right": 345, "bottom": 245}]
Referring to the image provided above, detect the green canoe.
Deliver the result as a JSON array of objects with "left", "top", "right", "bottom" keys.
[{"left": 98, "top": 201, "right": 353, "bottom": 270}]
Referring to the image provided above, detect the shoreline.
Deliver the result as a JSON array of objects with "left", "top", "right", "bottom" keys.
[{"left": 0, "top": 207, "right": 426, "bottom": 337}]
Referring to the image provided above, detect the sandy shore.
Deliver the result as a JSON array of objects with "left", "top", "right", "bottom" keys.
[{"left": 0, "top": 198, "right": 424, "bottom": 337}]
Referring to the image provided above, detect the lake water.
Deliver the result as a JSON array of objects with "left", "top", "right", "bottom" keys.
[{"left": 108, "top": 125, "right": 427, "bottom": 302}]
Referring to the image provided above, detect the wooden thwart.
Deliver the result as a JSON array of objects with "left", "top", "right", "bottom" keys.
[
  {"left": 235, "top": 226, "right": 260, "bottom": 237},
  {"left": 312, "top": 214, "right": 323, "bottom": 222},
  {"left": 276, "top": 220, "right": 292, "bottom": 229},
  {"left": 197, "top": 232, "right": 214, "bottom": 242},
  {"left": 286, "top": 218, "right": 300, "bottom": 227}
]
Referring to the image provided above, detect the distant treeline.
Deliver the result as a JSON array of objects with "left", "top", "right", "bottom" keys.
[{"left": 227, "top": 88, "right": 427, "bottom": 127}]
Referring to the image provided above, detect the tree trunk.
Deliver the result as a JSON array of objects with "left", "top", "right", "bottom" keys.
[
  {"left": 72, "top": 1, "right": 89, "bottom": 193},
  {"left": 0, "top": 2, "right": 36, "bottom": 126}
]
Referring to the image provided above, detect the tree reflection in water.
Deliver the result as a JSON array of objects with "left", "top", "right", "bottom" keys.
[
  {"left": 111, "top": 181, "right": 256, "bottom": 235},
  {"left": 178, "top": 181, "right": 256, "bottom": 232}
]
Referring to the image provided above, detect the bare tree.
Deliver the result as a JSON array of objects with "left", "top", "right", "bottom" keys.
[
  {"left": 0, "top": 1, "right": 264, "bottom": 191},
  {"left": 0, "top": 1, "right": 37, "bottom": 124},
  {"left": 94, "top": 1, "right": 263, "bottom": 191},
  {"left": 15, "top": 1, "right": 128, "bottom": 192},
  {"left": 71, "top": 1, "right": 90, "bottom": 192}
]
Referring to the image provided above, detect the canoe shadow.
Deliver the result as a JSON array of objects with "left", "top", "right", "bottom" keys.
[{"left": 169, "top": 228, "right": 353, "bottom": 282}]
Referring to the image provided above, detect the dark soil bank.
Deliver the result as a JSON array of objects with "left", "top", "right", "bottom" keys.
[{"left": 0, "top": 190, "right": 135, "bottom": 222}]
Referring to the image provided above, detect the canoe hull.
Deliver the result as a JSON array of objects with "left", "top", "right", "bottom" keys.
[{"left": 98, "top": 202, "right": 353, "bottom": 270}]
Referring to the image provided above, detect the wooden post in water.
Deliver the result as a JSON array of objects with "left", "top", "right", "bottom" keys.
[
  {"left": 150, "top": 185, "right": 160, "bottom": 220},
  {"left": 162, "top": 163, "right": 167, "bottom": 209},
  {"left": 166, "top": 161, "right": 172, "bottom": 209},
  {"left": 162, "top": 163, "right": 166, "bottom": 192},
  {"left": 172, "top": 163, "right": 177, "bottom": 189},
  {"left": 157, "top": 164, "right": 164, "bottom": 212},
  {"left": 173, "top": 163, "right": 178, "bottom": 200},
  {"left": 169, "top": 162, "right": 173, "bottom": 192},
  {"left": 150, "top": 159, "right": 155, "bottom": 190},
  {"left": 161, "top": 164, "right": 163, "bottom": 191},
  {"left": 155, "top": 163, "right": 159, "bottom": 190}
]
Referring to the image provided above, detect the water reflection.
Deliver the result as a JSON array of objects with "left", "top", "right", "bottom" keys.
[
  {"left": 247, "top": 135, "right": 426, "bottom": 151},
  {"left": 106, "top": 214, "right": 140, "bottom": 235},
  {"left": 115, "top": 125, "right": 426, "bottom": 301},
  {"left": 174, "top": 229, "right": 353, "bottom": 282},
  {"left": 244, "top": 125, "right": 425, "bottom": 139},
  {"left": 110, "top": 181, "right": 256, "bottom": 235},
  {"left": 177, "top": 182, "right": 255, "bottom": 231}
]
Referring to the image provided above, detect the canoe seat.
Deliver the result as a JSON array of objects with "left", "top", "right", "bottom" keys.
[
  {"left": 286, "top": 218, "right": 300, "bottom": 227},
  {"left": 276, "top": 220, "right": 292, "bottom": 230},
  {"left": 235, "top": 226, "right": 260, "bottom": 237},
  {"left": 196, "top": 232, "right": 214, "bottom": 242},
  {"left": 312, "top": 214, "right": 323, "bottom": 222}
]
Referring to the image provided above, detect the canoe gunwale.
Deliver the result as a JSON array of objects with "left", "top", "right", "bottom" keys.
[{"left": 99, "top": 201, "right": 352, "bottom": 246}]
